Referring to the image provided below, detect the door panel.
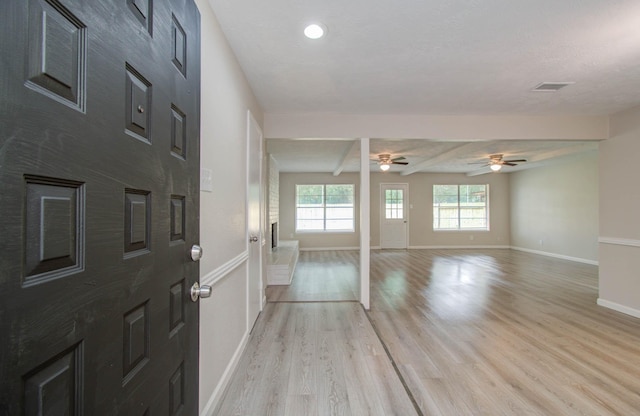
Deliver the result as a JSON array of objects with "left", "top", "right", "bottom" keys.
[
  {"left": 380, "top": 184, "right": 409, "bottom": 249},
  {"left": 0, "top": 0, "right": 201, "bottom": 414},
  {"left": 247, "top": 111, "right": 263, "bottom": 329}
]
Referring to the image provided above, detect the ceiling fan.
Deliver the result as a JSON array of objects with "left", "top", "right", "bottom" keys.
[
  {"left": 373, "top": 154, "right": 408, "bottom": 171},
  {"left": 475, "top": 154, "right": 527, "bottom": 172}
]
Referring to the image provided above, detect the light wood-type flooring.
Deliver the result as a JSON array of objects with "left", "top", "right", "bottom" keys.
[
  {"left": 266, "top": 250, "right": 359, "bottom": 302},
  {"left": 215, "top": 249, "right": 640, "bottom": 415}
]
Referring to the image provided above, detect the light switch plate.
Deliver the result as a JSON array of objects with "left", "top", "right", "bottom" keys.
[{"left": 200, "top": 168, "right": 213, "bottom": 192}]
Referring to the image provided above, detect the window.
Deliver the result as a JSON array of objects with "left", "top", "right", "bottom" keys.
[
  {"left": 433, "top": 184, "right": 488, "bottom": 230},
  {"left": 296, "top": 184, "right": 355, "bottom": 232},
  {"left": 385, "top": 189, "right": 404, "bottom": 219}
]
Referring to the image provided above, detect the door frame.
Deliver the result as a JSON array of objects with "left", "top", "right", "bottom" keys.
[
  {"left": 245, "top": 110, "right": 264, "bottom": 331},
  {"left": 380, "top": 183, "right": 409, "bottom": 249}
]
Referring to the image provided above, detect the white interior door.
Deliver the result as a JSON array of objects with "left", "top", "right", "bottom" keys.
[
  {"left": 247, "top": 111, "right": 263, "bottom": 329},
  {"left": 380, "top": 183, "right": 408, "bottom": 249}
]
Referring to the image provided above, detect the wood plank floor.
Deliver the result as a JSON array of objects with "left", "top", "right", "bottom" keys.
[
  {"left": 370, "top": 249, "right": 640, "bottom": 416},
  {"left": 266, "top": 250, "right": 359, "bottom": 302},
  {"left": 216, "top": 249, "right": 640, "bottom": 415},
  {"left": 213, "top": 301, "right": 418, "bottom": 415}
]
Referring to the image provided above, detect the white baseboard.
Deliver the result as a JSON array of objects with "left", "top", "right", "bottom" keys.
[
  {"left": 297, "top": 245, "right": 598, "bottom": 269},
  {"left": 300, "top": 246, "right": 360, "bottom": 251},
  {"left": 200, "top": 330, "right": 250, "bottom": 416},
  {"left": 510, "top": 246, "right": 598, "bottom": 266},
  {"left": 598, "top": 236, "right": 640, "bottom": 248},
  {"left": 409, "top": 245, "right": 511, "bottom": 250},
  {"left": 372, "top": 245, "right": 510, "bottom": 250},
  {"left": 597, "top": 298, "right": 640, "bottom": 319}
]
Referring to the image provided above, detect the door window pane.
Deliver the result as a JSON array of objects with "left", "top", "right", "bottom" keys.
[{"left": 385, "top": 189, "right": 404, "bottom": 219}]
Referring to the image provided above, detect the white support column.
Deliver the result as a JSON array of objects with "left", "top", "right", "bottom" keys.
[{"left": 359, "top": 138, "right": 371, "bottom": 309}]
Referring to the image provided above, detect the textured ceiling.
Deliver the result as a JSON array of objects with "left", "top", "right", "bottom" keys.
[
  {"left": 209, "top": 0, "right": 633, "bottom": 173},
  {"left": 267, "top": 139, "right": 599, "bottom": 175},
  {"left": 209, "top": 0, "right": 640, "bottom": 115}
]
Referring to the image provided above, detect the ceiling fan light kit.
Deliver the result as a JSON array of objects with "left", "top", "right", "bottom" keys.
[
  {"left": 470, "top": 154, "right": 527, "bottom": 173},
  {"left": 376, "top": 153, "right": 408, "bottom": 171}
]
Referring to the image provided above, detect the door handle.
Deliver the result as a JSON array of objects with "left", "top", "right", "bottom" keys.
[
  {"left": 190, "top": 282, "right": 211, "bottom": 302},
  {"left": 190, "top": 244, "right": 203, "bottom": 261},
  {"left": 249, "top": 235, "right": 258, "bottom": 243}
]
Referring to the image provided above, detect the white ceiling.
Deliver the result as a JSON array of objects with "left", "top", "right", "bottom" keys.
[
  {"left": 208, "top": 0, "right": 637, "bottom": 173},
  {"left": 267, "top": 138, "right": 599, "bottom": 174}
]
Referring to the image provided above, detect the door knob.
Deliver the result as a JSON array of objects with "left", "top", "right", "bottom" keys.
[
  {"left": 249, "top": 235, "right": 258, "bottom": 243},
  {"left": 190, "top": 282, "right": 211, "bottom": 302},
  {"left": 190, "top": 244, "right": 203, "bottom": 261}
]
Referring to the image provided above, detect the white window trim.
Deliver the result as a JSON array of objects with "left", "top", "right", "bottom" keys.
[
  {"left": 433, "top": 184, "right": 490, "bottom": 231},
  {"left": 295, "top": 184, "right": 356, "bottom": 233}
]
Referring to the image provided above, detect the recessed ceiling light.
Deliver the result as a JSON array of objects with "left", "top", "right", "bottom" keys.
[{"left": 304, "top": 23, "right": 326, "bottom": 39}]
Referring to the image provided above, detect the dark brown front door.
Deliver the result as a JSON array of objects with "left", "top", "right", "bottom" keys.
[{"left": 0, "top": 0, "right": 201, "bottom": 414}]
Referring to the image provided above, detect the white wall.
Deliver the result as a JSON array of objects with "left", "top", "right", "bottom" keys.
[
  {"left": 510, "top": 153, "right": 599, "bottom": 264},
  {"left": 195, "top": 1, "right": 263, "bottom": 413},
  {"left": 598, "top": 104, "right": 640, "bottom": 317}
]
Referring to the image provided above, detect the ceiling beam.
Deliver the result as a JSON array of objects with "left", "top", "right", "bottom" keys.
[
  {"left": 525, "top": 141, "right": 599, "bottom": 163},
  {"left": 466, "top": 141, "right": 599, "bottom": 177},
  {"left": 333, "top": 140, "right": 358, "bottom": 176},
  {"left": 466, "top": 167, "right": 493, "bottom": 177},
  {"left": 401, "top": 142, "right": 497, "bottom": 176}
]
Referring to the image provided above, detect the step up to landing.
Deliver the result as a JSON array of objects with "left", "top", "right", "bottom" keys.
[{"left": 267, "top": 240, "right": 298, "bottom": 285}]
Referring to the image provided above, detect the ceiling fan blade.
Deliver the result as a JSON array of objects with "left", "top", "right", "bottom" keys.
[
  {"left": 504, "top": 159, "right": 527, "bottom": 163},
  {"left": 503, "top": 162, "right": 518, "bottom": 166},
  {"left": 391, "top": 161, "right": 409, "bottom": 165},
  {"left": 391, "top": 156, "right": 406, "bottom": 162}
]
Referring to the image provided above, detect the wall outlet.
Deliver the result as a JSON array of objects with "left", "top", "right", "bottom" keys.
[
  {"left": 469, "top": 235, "right": 474, "bottom": 241},
  {"left": 539, "top": 239, "right": 544, "bottom": 246},
  {"left": 289, "top": 233, "right": 293, "bottom": 238}
]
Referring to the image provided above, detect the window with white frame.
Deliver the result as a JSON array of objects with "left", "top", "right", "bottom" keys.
[
  {"left": 295, "top": 184, "right": 355, "bottom": 232},
  {"left": 384, "top": 189, "right": 404, "bottom": 219},
  {"left": 433, "top": 184, "right": 489, "bottom": 230}
]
